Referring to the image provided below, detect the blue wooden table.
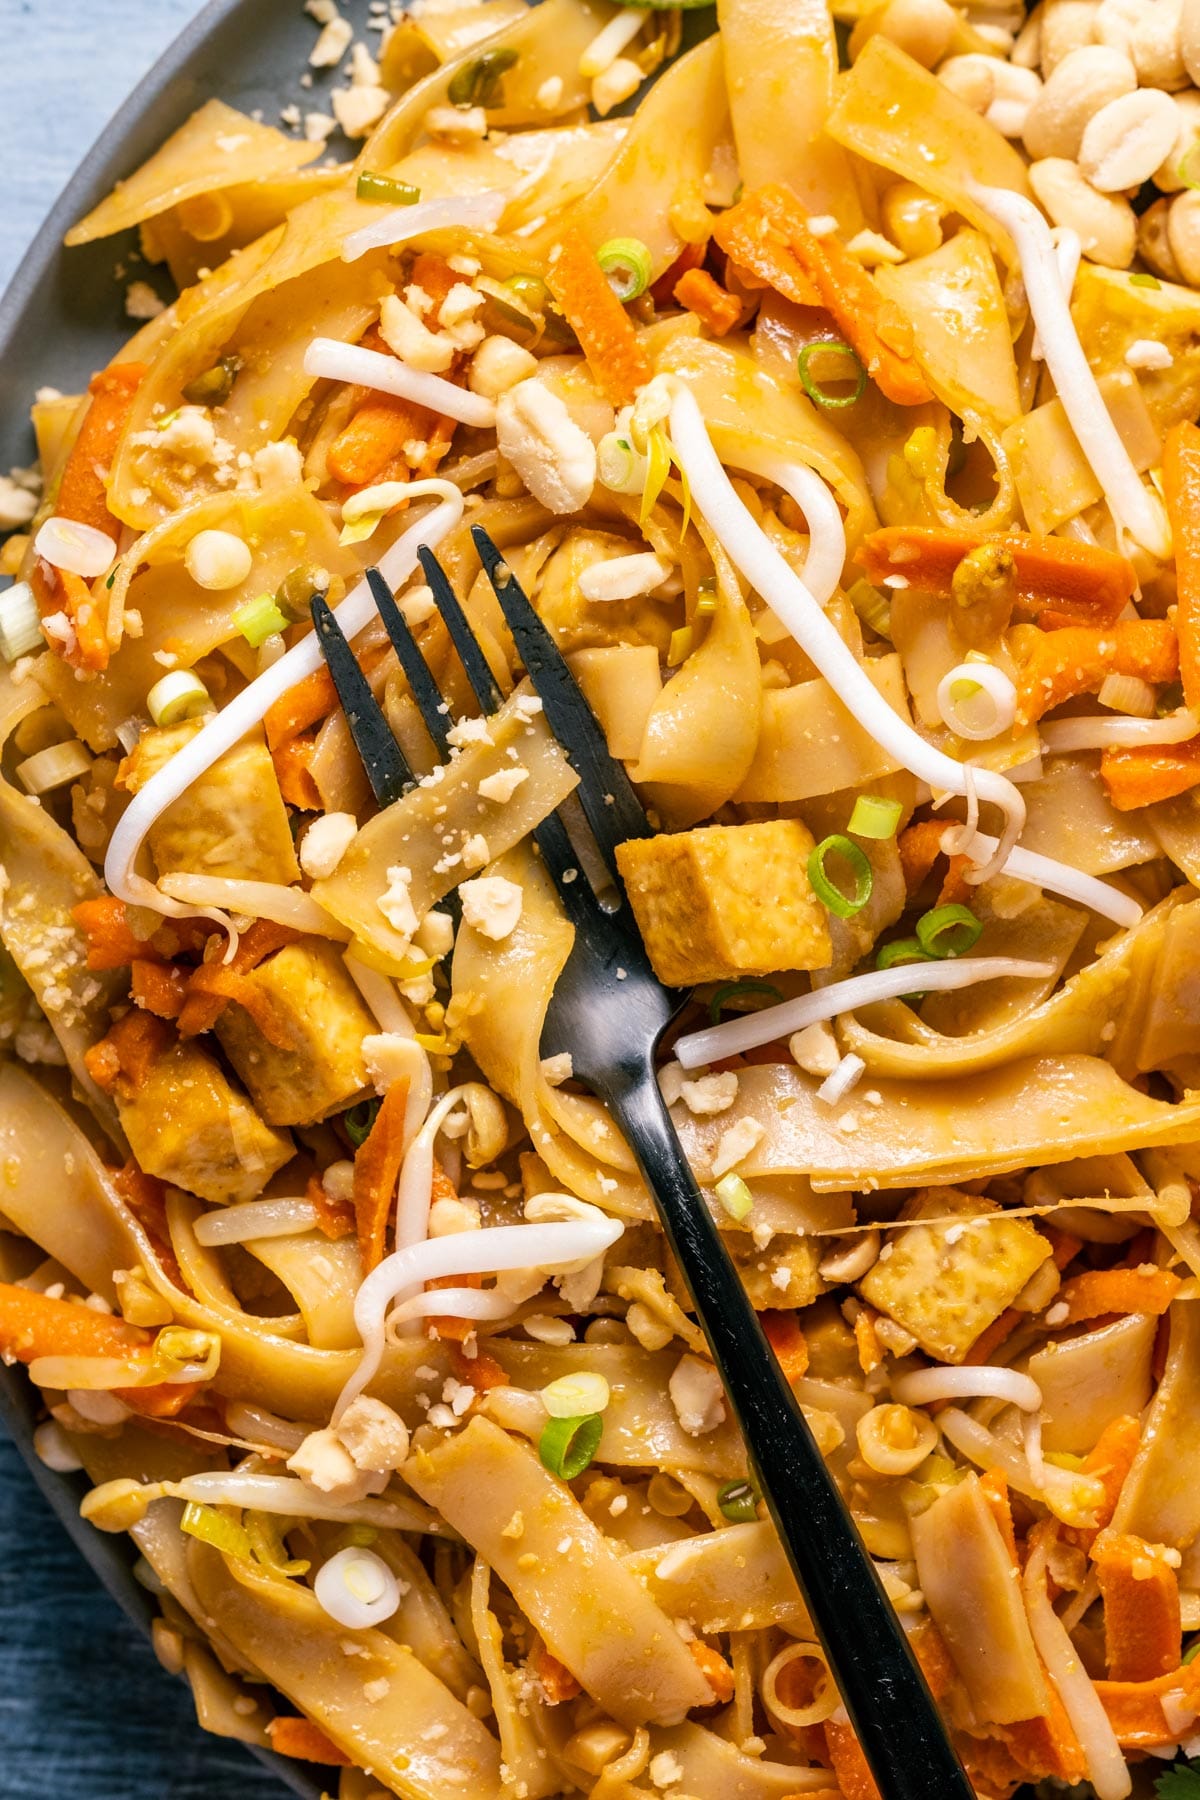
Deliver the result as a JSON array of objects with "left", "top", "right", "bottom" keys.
[{"left": 0, "top": 7, "right": 292, "bottom": 1790}]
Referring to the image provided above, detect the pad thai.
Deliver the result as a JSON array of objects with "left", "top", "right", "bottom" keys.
[{"left": 3, "top": 0, "right": 1200, "bottom": 1795}]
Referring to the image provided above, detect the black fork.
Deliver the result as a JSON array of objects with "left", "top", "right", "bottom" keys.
[{"left": 316, "top": 533, "right": 974, "bottom": 1800}]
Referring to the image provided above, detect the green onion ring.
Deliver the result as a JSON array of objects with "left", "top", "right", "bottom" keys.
[
  {"left": 539, "top": 1414, "right": 603, "bottom": 1481},
  {"left": 808, "top": 834, "right": 873, "bottom": 919},
  {"left": 915, "top": 902, "right": 983, "bottom": 960},
  {"left": 797, "top": 340, "right": 866, "bottom": 410}
]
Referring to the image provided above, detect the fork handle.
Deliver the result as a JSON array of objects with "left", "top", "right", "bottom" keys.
[{"left": 606, "top": 1072, "right": 975, "bottom": 1800}]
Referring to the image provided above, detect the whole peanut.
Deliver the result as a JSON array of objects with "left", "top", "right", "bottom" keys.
[
  {"left": 1182, "top": 0, "right": 1200, "bottom": 83},
  {"left": 1168, "top": 186, "right": 1200, "bottom": 283},
  {"left": 1138, "top": 195, "right": 1186, "bottom": 279},
  {"left": 1028, "top": 157, "right": 1138, "bottom": 266},
  {"left": 1131, "top": 0, "right": 1188, "bottom": 89},
  {"left": 1023, "top": 44, "right": 1137, "bottom": 161},
  {"left": 1040, "top": 0, "right": 1099, "bottom": 75},
  {"left": 1079, "top": 87, "right": 1183, "bottom": 190}
]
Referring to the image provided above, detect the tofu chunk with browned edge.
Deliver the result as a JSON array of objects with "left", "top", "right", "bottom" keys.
[
  {"left": 120, "top": 722, "right": 300, "bottom": 884},
  {"left": 615, "top": 820, "right": 831, "bottom": 988},
  {"left": 116, "top": 1038, "right": 293, "bottom": 1206},
  {"left": 859, "top": 1188, "right": 1052, "bottom": 1364},
  {"left": 215, "top": 939, "right": 375, "bottom": 1127}
]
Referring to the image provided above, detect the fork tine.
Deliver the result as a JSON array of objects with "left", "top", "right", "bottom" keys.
[
  {"left": 417, "top": 544, "right": 503, "bottom": 715},
  {"left": 312, "top": 594, "right": 412, "bottom": 808},
  {"left": 366, "top": 567, "right": 453, "bottom": 757},
  {"left": 470, "top": 526, "right": 653, "bottom": 869}
]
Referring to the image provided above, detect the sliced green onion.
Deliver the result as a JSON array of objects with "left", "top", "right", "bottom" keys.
[
  {"left": 695, "top": 577, "right": 718, "bottom": 619},
  {"left": 343, "top": 1097, "right": 382, "bottom": 1147},
  {"left": 848, "top": 794, "right": 903, "bottom": 840},
  {"left": 183, "top": 355, "right": 241, "bottom": 408},
  {"left": 640, "top": 425, "right": 672, "bottom": 526},
  {"left": 667, "top": 624, "right": 694, "bottom": 667},
  {"left": 356, "top": 171, "right": 420, "bottom": 207},
  {"left": 1128, "top": 272, "right": 1161, "bottom": 289},
  {"left": 717, "top": 1478, "right": 759, "bottom": 1523},
  {"left": 597, "top": 237, "right": 652, "bottom": 302},
  {"left": 234, "top": 594, "right": 289, "bottom": 649},
  {"left": 181, "top": 1500, "right": 251, "bottom": 1559},
  {"left": 500, "top": 272, "right": 551, "bottom": 318},
  {"left": 334, "top": 1523, "right": 380, "bottom": 1551},
  {"left": 0, "top": 581, "right": 44, "bottom": 663},
  {"left": 915, "top": 902, "right": 983, "bottom": 960},
  {"left": 707, "top": 978, "right": 784, "bottom": 1025},
  {"left": 539, "top": 1413, "right": 603, "bottom": 1481},
  {"left": 147, "top": 670, "right": 213, "bottom": 727},
  {"left": 797, "top": 340, "right": 866, "bottom": 410},
  {"left": 846, "top": 578, "right": 892, "bottom": 641},
  {"left": 808, "top": 835, "right": 873, "bottom": 919},
  {"left": 447, "top": 45, "right": 519, "bottom": 108},
  {"left": 715, "top": 1173, "right": 754, "bottom": 1222},
  {"left": 875, "top": 936, "right": 933, "bottom": 971},
  {"left": 541, "top": 1372, "right": 610, "bottom": 1418},
  {"left": 597, "top": 431, "right": 647, "bottom": 495},
  {"left": 246, "top": 1511, "right": 310, "bottom": 1579}
]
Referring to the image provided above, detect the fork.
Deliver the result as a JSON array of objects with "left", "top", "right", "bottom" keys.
[{"left": 315, "top": 530, "right": 975, "bottom": 1800}]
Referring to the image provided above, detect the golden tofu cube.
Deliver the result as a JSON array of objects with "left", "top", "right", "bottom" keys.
[
  {"left": 117, "top": 1038, "right": 293, "bottom": 1206},
  {"left": 120, "top": 723, "right": 300, "bottom": 885},
  {"left": 733, "top": 1234, "right": 824, "bottom": 1310},
  {"left": 216, "top": 939, "right": 375, "bottom": 1127},
  {"left": 859, "top": 1189, "right": 1052, "bottom": 1364},
  {"left": 615, "top": 820, "right": 831, "bottom": 987}
]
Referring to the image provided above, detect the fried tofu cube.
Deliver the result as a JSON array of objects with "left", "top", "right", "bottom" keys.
[
  {"left": 615, "top": 820, "right": 831, "bottom": 987},
  {"left": 859, "top": 1188, "right": 1052, "bottom": 1364},
  {"left": 733, "top": 1234, "right": 825, "bottom": 1310},
  {"left": 116, "top": 1038, "right": 293, "bottom": 1206},
  {"left": 120, "top": 723, "right": 301, "bottom": 885},
  {"left": 215, "top": 939, "right": 375, "bottom": 1127}
]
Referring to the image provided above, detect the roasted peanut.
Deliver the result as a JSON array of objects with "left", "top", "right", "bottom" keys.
[
  {"left": 1168, "top": 185, "right": 1200, "bottom": 283},
  {"left": 1079, "top": 86, "right": 1183, "bottom": 190},
  {"left": 1040, "top": 0, "right": 1099, "bottom": 75},
  {"left": 850, "top": 0, "right": 960, "bottom": 70},
  {"left": 1153, "top": 88, "right": 1200, "bottom": 189},
  {"left": 1029, "top": 156, "right": 1138, "bottom": 266},
  {"left": 1184, "top": 0, "right": 1200, "bottom": 84},
  {"left": 1138, "top": 194, "right": 1186, "bottom": 279},
  {"left": 1023, "top": 44, "right": 1137, "bottom": 161},
  {"left": 1131, "top": 0, "right": 1189, "bottom": 90}
]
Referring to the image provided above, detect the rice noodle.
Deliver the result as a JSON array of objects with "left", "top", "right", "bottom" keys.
[
  {"left": 1041, "top": 711, "right": 1200, "bottom": 752},
  {"left": 1023, "top": 1538, "right": 1132, "bottom": 1800},
  {"left": 193, "top": 1199, "right": 320, "bottom": 1248},
  {"left": 971, "top": 185, "right": 1170, "bottom": 561},
  {"left": 103, "top": 483, "right": 464, "bottom": 923},
  {"left": 340, "top": 190, "right": 508, "bottom": 264},
  {"left": 336, "top": 1210, "right": 625, "bottom": 1419},
  {"left": 964, "top": 834, "right": 1143, "bottom": 929},
  {"left": 939, "top": 1406, "right": 1107, "bottom": 1528},
  {"left": 157, "top": 875, "right": 348, "bottom": 940},
  {"left": 892, "top": 1365, "right": 1042, "bottom": 1412},
  {"left": 674, "top": 956, "right": 1054, "bottom": 1069},
  {"left": 733, "top": 447, "right": 847, "bottom": 608},
  {"left": 164, "top": 1472, "right": 437, "bottom": 1533},
  {"left": 668, "top": 384, "right": 1027, "bottom": 871},
  {"left": 304, "top": 340, "right": 497, "bottom": 430}
]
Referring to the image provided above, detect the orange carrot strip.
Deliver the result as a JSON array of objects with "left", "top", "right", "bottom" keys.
[
  {"left": 177, "top": 921, "right": 301, "bottom": 1038},
  {"left": 305, "top": 1174, "right": 355, "bottom": 1242},
  {"left": 86, "top": 1009, "right": 174, "bottom": 1094},
  {"left": 532, "top": 1645, "right": 582, "bottom": 1704},
  {"left": 1101, "top": 736, "right": 1200, "bottom": 811},
  {"left": 651, "top": 240, "right": 705, "bottom": 306},
  {"left": 673, "top": 266, "right": 743, "bottom": 337},
  {"left": 182, "top": 963, "right": 294, "bottom": 1051},
  {"left": 0, "top": 1279, "right": 150, "bottom": 1362},
  {"left": 690, "top": 1638, "right": 735, "bottom": 1704},
  {"left": 54, "top": 362, "right": 147, "bottom": 537},
  {"left": 264, "top": 667, "right": 339, "bottom": 752},
  {"left": 352, "top": 1080, "right": 409, "bottom": 1273},
  {"left": 546, "top": 226, "right": 651, "bottom": 408},
  {"left": 1095, "top": 1660, "right": 1200, "bottom": 1748},
  {"left": 54, "top": 569, "right": 111, "bottom": 672},
  {"left": 999, "top": 1693, "right": 1088, "bottom": 1786},
  {"left": 1015, "top": 620, "right": 1179, "bottom": 726},
  {"left": 713, "top": 186, "right": 932, "bottom": 407},
  {"left": 1044, "top": 1227, "right": 1085, "bottom": 1272},
  {"left": 854, "top": 1307, "right": 884, "bottom": 1375},
  {"left": 761, "top": 1309, "right": 810, "bottom": 1383},
  {"left": 113, "top": 1161, "right": 186, "bottom": 1290},
  {"left": 897, "top": 819, "right": 947, "bottom": 897},
  {"left": 1057, "top": 1267, "right": 1180, "bottom": 1326},
  {"left": 824, "top": 1720, "right": 882, "bottom": 1800},
  {"left": 1062, "top": 1416, "right": 1141, "bottom": 1553},
  {"left": 1092, "top": 1531, "right": 1182, "bottom": 1681},
  {"left": 910, "top": 1620, "right": 957, "bottom": 1703},
  {"left": 963, "top": 1308, "right": 1021, "bottom": 1367},
  {"left": 449, "top": 1340, "right": 509, "bottom": 1392},
  {"left": 271, "top": 735, "right": 322, "bottom": 811},
  {"left": 859, "top": 526, "right": 1136, "bottom": 627},
  {"left": 979, "top": 1468, "right": 1018, "bottom": 1564},
  {"left": 72, "top": 896, "right": 157, "bottom": 971},
  {"left": 1164, "top": 419, "right": 1200, "bottom": 714},
  {"left": 267, "top": 1718, "right": 351, "bottom": 1766},
  {"left": 427, "top": 1165, "right": 484, "bottom": 1343},
  {"left": 131, "top": 959, "right": 189, "bottom": 1021}
]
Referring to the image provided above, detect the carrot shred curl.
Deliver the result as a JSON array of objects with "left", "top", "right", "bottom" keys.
[
  {"left": 177, "top": 920, "right": 300, "bottom": 1038},
  {"left": 0, "top": 1279, "right": 197, "bottom": 1418},
  {"left": 823, "top": 1719, "right": 882, "bottom": 1800},
  {"left": 546, "top": 226, "right": 651, "bottom": 408},
  {"left": 327, "top": 267, "right": 460, "bottom": 491},
  {"left": 267, "top": 1718, "right": 351, "bottom": 1766},
  {"left": 712, "top": 186, "right": 932, "bottom": 408},
  {"left": 1092, "top": 1530, "right": 1182, "bottom": 1681},
  {"left": 72, "top": 895, "right": 157, "bottom": 971},
  {"left": 84, "top": 1009, "right": 173, "bottom": 1094},
  {"left": 1101, "top": 737, "right": 1200, "bottom": 811},
  {"left": 761, "top": 1309, "right": 809, "bottom": 1383},
  {"left": 532, "top": 1645, "right": 582, "bottom": 1705},
  {"left": 859, "top": 526, "right": 1136, "bottom": 627},
  {"left": 1095, "top": 1660, "right": 1200, "bottom": 1748},
  {"left": 131, "top": 959, "right": 189, "bottom": 1020},
  {"left": 1057, "top": 1267, "right": 1180, "bottom": 1325},
  {"left": 1164, "top": 418, "right": 1200, "bottom": 714},
  {"left": 352, "top": 1079, "right": 410, "bottom": 1273},
  {"left": 1014, "top": 620, "right": 1179, "bottom": 726},
  {"left": 690, "top": 1638, "right": 735, "bottom": 1704},
  {"left": 673, "top": 267, "right": 742, "bottom": 337}
]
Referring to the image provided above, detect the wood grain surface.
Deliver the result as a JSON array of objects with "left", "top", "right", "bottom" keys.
[{"left": 0, "top": 10, "right": 290, "bottom": 1792}]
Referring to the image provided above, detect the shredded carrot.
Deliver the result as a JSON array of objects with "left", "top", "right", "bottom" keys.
[
  {"left": 54, "top": 362, "right": 147, "bottom": 537},
  {"left": 271, "top": 734, "right": 322, "bottom": 811},
  {"left": 673, "top": 266, "right": 742, "bottom": 336},
  {"left": 328, "top": 309, "right": 457, "bottom": 490},
  {"left": 1092, "top": 1530, "right": 1182, "bottom": 1681},
  {"left": 999, "top": 1693, "right": 1088, "bottom": 1786},
  {"left": 72, "top": 895, "right": 157, "bottom": 971},
  {"left": 651, "top": 239, "right": 705, "bottom": 305},
  {"left": 0, "top": 1279, "right": 149, "bottom": 1362},
  {"left": 1057, "top": 1267, "right": 1180, "bottom": 1326},
  {"left": 964, "top": 1308, "right": 1020, "bottom": 1367},
  {"left": 264, "top": 666, "right": 339, "bottom": 752},
  {"left": 1015, "top": 620, "right": 1179, "bottom": 726},
  {"left": 910, "top": 1620, "right": 957, "bottom": 1703},
  {"left": 113, "top": 1160, "right": 185, "bottom": 1290},
  {"left": 1043, "top": 1227, "right": 1085, "bottom": 1272},
  {"left": 761, "top": 1309, "right": 810, "bottom": 1383},
  {"left": 532, "top": 1645, "right": 582, "bottom": 1704},
  {"left": 54, "top": 568, "right": 111, "bottom": 672},
  {"left": 449, "top": 1340, "right": 509, "bottom": 1392},
  {"left": 1164, "top": 419, "right": 1200, "bottom": 714},
  {"left": 690, "top": 1638, "right": 735, "bottom": 1704},
  {"left": 858, "top": 525, "right": 1136, "bottom": 628},
  {"left": 712, "top": 186, "right": 932, "bottom": 408},
  {"left": 177, "top": 921, "right": 300, "bottom": 1038},
  {"left": 545, "top": 226, "right": 651, "bottom": 408},
  {"left": 182, "top": 962, "right": 294, "bottom": 1051},
  {"left": 1062, "top": 1416, "right": 1142, "bottom": 1552},
  {"left": 305, "top": 1173, "right": 355, "bottom": 1242},
  {"left": 130, "top": 959, "right": 189, "bottom": 1021},
  {"left": 427, "top": 1165, "right": 485, "bottom": 1343},
  {"left": 1096, "top": 1659, "right": 1200, "bottom": 1748},
  {"left": 895, "top": 819, "right": 968, "bottom": 904},
  {"left": 1100, "top": 736, "right": 1200, "bottom": 812},
  {"left": 352, "top": 1080, "right": 409, "bottom": 1273},
  {"left": 85, "top": 1009, "right": 174, "bottom": 1094},
  {"left": 854, "top": 1307, "right": 884, "bottom": 1375},
  {"left": 823, "top": 1720, "right": 882, "bottom": 1800},
  {"left": 267, "top": 1718, "right": 351, "bottom": 1766}
]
